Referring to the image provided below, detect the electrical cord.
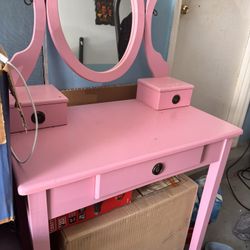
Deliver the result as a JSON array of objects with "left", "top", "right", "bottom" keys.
[
  {"left": 237, "top": 167, "right": 250, "bottom": 189},
  {"left": 0, "top": 54, "right": 38, "bottom": 164},
  {"left": 226, "top": 141, "right": 250, "bottom": 211},
  {"left": 7, "top": 62, "right": 38, "bottom": 164}
]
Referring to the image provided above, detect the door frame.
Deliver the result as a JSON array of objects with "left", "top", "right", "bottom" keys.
[{"left": 227, "top": 34, "right": 250, "bottom": 145}]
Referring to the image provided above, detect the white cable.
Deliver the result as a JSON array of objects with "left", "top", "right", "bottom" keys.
[
  {"left": 0, "top": 53, "right": 8, "bottom": 64},
  {"left": 3, "top": 60, "right": 38, "bottom": 164}
]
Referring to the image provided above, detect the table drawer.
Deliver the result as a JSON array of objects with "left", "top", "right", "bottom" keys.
[{"left": 95, "top": 146, "right": 203, "bottom": 199}]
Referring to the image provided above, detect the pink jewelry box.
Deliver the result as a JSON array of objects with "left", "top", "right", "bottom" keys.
[
  {"left": 136, "top": 77, "right": 194, "bottom": 110},
  {"left": 10, "top": 84, "right": 68, "bottom": 133}
]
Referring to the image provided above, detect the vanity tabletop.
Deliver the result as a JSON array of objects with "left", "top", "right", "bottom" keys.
[{"left": 11, "top": 99, "right": 242, "bottom": 196}]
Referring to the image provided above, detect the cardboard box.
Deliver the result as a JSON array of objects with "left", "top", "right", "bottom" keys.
[
  {"left": 137, "top": 77, "right": 194, "bottom": 110},
  {"left": 62, "top": 84, "right": 136, "bottom": 107},
  {"left": 49, "top": 192, "right": 132, "bottom": 233},
  {"left": 57, "top": 175, "right": 197, "bottom": 250}
]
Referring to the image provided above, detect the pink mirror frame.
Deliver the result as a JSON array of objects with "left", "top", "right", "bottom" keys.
[
  {"left": 10, "top": 0, "right": 46, "bottom": 86},
  {"left": 47, "top": 0, "right": 145, "bottom": 83},
  {"left": 145, "top": 0, "right": 168, "bottom": 77}
]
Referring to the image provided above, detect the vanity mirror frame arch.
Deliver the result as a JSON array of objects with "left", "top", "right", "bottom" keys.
[
  {"left": 145, "top": 0, "right": 169, "bottom": 77},
  {"left": 47, "top": 0, "right": 145, "bottom": 83},
  {"left": 10, "top": 0, "right": 46, "bottom": 86}
]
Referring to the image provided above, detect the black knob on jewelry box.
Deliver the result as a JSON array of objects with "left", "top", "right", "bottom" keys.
[
  {"left": 152, "top": 163, "right": 165, "bottom": 175},
  {"left": 172, "top": 95, "right": 181, "bottom": 104},
  {"left": 31, "top": 111, "right": 46, "bottom": 124}
]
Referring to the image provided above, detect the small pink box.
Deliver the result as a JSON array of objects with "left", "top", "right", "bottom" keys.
[
  {"left": 136, "top": 77, "right": 194, "bottom": 110},
  {"left": 10, "top": 84, "right": 68, "bottom": 133}
]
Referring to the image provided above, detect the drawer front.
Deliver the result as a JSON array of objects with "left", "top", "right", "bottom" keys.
[
  {"left": 47, "top": 177, "right": 95, "bottom": 219},
  {"left": 10, "top": 103, "right": 67, "bottom": 133},
  {"left": 158, "top": 89, "right": 193, "bottom": 110},
  {"left": 95, "top": 146, "right": 203, "bottom": 199}
]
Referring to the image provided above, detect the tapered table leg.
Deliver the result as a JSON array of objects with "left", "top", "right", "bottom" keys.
[
  {"left": 27, "top": 191, "right": 50, "bottom": 250},
  {"left": 189, "top": 139, "right": 232, "bottom": 250}
]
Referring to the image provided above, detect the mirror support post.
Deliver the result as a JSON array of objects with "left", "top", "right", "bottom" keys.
[
  {"left": 145, "top": 0, "right": 169, "bottom": 77},
  {"left": 10, "top": 0, "right": 46, "bottom": 86}
]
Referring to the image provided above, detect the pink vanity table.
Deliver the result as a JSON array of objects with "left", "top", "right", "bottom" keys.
[
  {"left": 9, "top": 1, "right": 242, "bottom": 250},
  {"left": 12, "top": 100, "right": 242, "bottom": 250}
]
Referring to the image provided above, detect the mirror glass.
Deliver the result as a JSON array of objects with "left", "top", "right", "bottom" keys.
[{"left": 58, "top": 0, "right": 132, "bottom": 72}]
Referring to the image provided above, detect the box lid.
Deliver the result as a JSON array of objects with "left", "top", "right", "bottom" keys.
[
  {"left": 138, "top": 77, "right": 194, "bottom": 92},
  {"left": 9, "top": 84, "right": 68, "bottom": 108}
]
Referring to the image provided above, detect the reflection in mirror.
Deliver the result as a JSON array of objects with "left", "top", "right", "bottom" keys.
[{"left": 58, "top": 0, "right": 132, "bottom": 72}]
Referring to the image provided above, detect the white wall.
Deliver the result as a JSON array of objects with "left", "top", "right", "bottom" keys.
[
  {"left": 172, "top": 0, "right": 250, "bottom": 120},
  {"left": 59, "top": 0, "right": 131, "bottom": 65},
  {"left": 119, "top": 0, "right": 131, "bottom": 22}
]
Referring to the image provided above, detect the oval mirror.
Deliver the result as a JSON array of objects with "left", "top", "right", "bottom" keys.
[
  {"left": 145, "top": 0, "right": 168, "bottom": 77},
  {"left": 58, "top": 0, "right": 133, "bottom": 72},
  {"left": 7, "top": 0, "right": 46, "bottom": 86},
  {"left": 47, "top": 0, "right": 145, "bottom": 82}
]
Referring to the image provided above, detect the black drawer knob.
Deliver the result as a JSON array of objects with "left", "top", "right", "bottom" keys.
[
  {"left": 172, "top": 95, "right": 181, "bottom": 104},
  {"left": 152, "top": 163, "right": 165, "bottom": 175},
  {"left": 31, "top": 111, "right": 46, "bottom": 124}
]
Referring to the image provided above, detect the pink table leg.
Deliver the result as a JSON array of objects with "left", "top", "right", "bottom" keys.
[
  {"left": 189, "top": 139, "right": 232, "bottom": 250},
  {"left": 27, "top": 191, "right": 50, "bottom": 250}
]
